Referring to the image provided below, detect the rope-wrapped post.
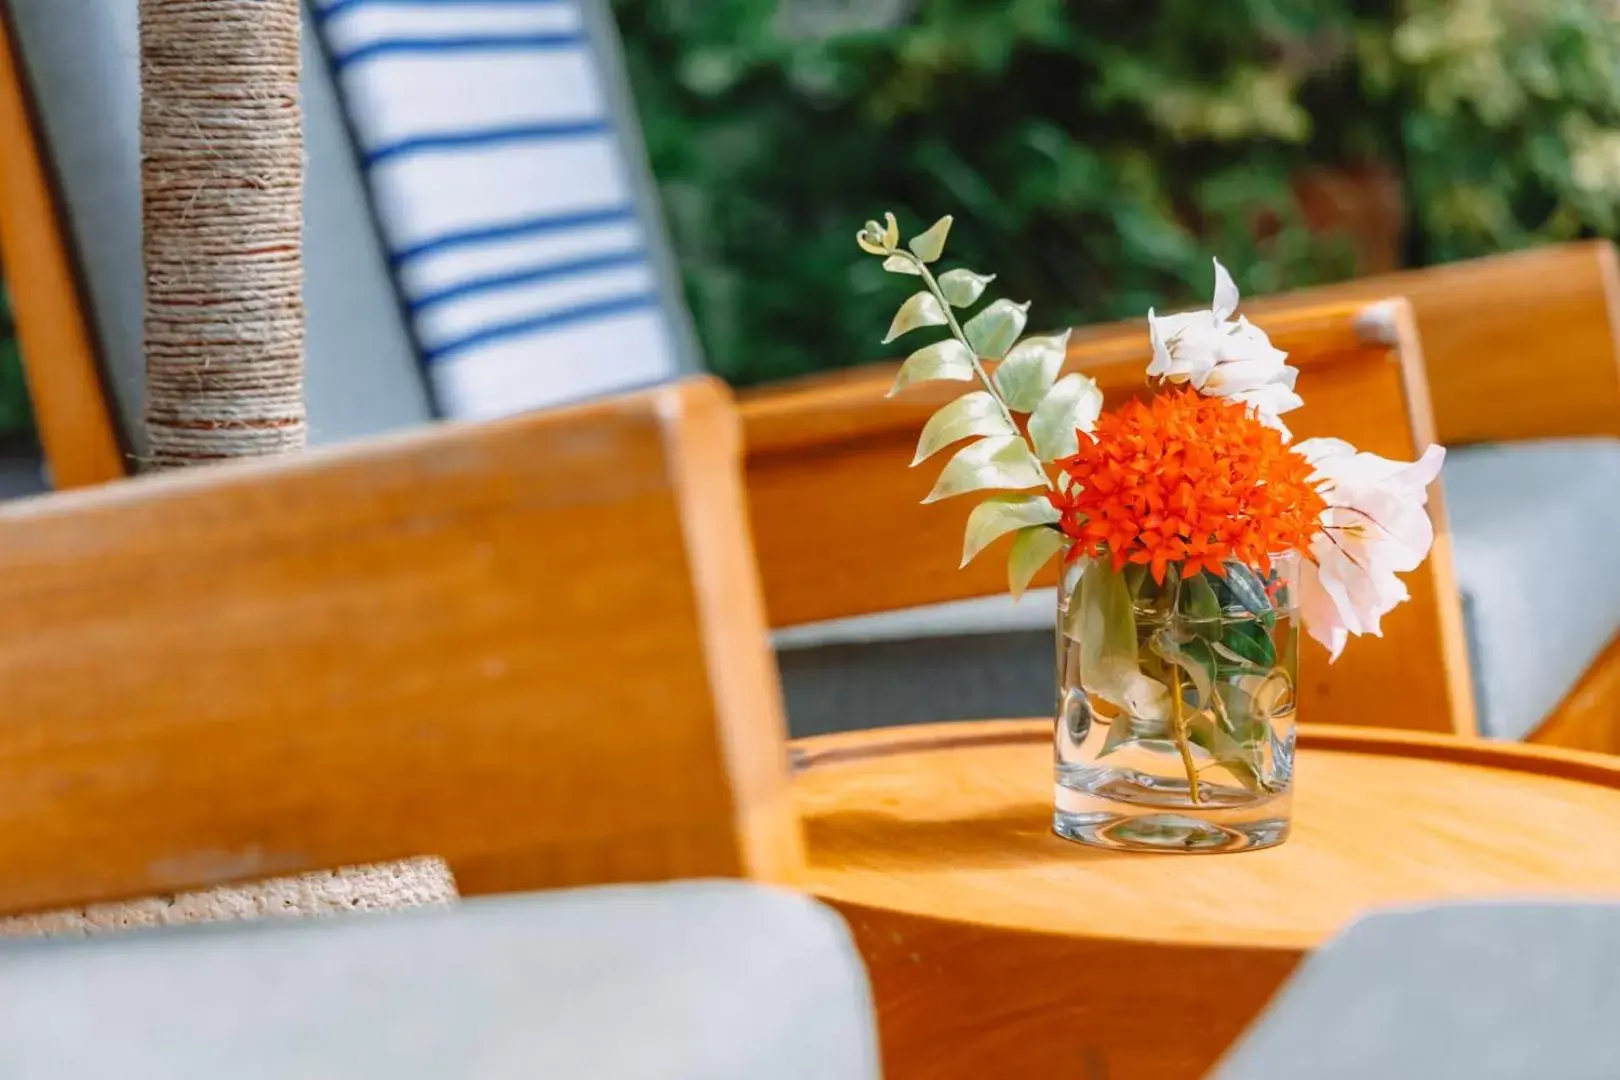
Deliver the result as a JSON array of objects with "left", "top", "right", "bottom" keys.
[{"left": 140, "top": 0, "right": 305, "bottom": 467}]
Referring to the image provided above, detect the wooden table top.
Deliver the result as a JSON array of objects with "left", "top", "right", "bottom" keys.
[{"left": 790, "top": 720, "right": 1620, "bottom": 951}]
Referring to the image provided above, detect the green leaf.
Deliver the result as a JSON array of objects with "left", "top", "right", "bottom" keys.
[
  {"left": 1027, "top": 373, "right": 1104, "bottom": 461},
  {"left": 962, "top": 495, "right": 1061, "bottom": 567},
  {"left": 1007, "top": 524, "right": 1067, "bottom": 598},
  {"left": 1218, "top": 620, "right": 1277, "bottom": 668},
  {"left": 937, "top": 268, "right": 995, "bottom": 307},
  {"left": 922, "top": 435, "right": 1046, "bottom": 503},
  {"left": 1074, "top": 559, "right": 1169, "bottom": 719},
  {"left": 1123, "top": 563, "right": 1149, "bottom": 600},
  {"left": 913, "top": 392, "right": 1016, "bottom": 465},
  {"left": 963, "top": 299, "right": 1030, "bottom": 359},
  {"left": 1099, "top": 716, "right": 1135, "bottom": 757},
  {"left": 882, "top": 255, "right": 922, "bottom": 276},
  {"left": 1215, "top": 679, "right": 1276, "bottom": 748},
  {"left": 887, "top": 339, "right": 975, "bottom": 396},
  {"left": 882, "top": 292, "right": 948, "bottom": 343},
  {"left": 1186, "top": 716, "right": 1265, "bottom": 795},
  {"left": 1100, "top": 712, "right": 1172, "bottom": 758},
  {"left": 1149, "top": 631, "right": 1216, "bottom": 710},
  {"left": 908, "top": 215, "right": 952, "bottom": 262},
  {"left": 1182, "top": 573, "right": 1222, "bottom": 640},
  {"left": 1222, "top": 563, "right": 1273, "bottom": 618},
  {"left": 992, "top": 331, "right": 1070, "bottom": 410}
]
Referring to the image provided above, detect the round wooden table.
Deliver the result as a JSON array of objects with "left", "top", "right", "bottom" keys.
[{"left": 790, "top": 720, "right": 1620, "bottom": 1080}]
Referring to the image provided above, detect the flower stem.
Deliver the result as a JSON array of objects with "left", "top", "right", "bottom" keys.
[
  {"left": 893, "top": 249, "right": 1054, "bottom": 489},
  {"left": 1170, "top": 665, "right": 1202, "bottom": 806}
]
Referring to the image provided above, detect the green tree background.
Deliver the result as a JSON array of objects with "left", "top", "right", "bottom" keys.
[
  {"left": 0, "top": 287, "right": 33, "bottom": 437},
  {"left": 614, "top": 0, "right": 1620, "bottom": 386}
]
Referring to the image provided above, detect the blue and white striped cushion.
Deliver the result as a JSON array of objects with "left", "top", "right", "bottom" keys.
[{"left": 310, "top": 0, "right": 686, "bottom": 419}]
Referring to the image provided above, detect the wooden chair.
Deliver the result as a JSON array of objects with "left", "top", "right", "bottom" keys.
[
  {"left": 1245, "top": 244, "right": 1620, "bottom": 751},
  {"left": 0, "top": 376, "right": 801, "bottom": 918},
  {"left": 743, "top": 298, "right": 1477, "bottom": 738},
  {"left": 1244, "top": 241, "right": 1620, "bottom": 447},
  {"left": 0, "top": 9, "right": 124, "bottom": 488}
]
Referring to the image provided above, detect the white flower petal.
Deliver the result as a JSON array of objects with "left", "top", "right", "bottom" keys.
[
  {"left": 1227, "top": 383, "right": 1304, "bottom": 427},
  {"left": 1299, "top": 440, "right": 1447, "bottom": 662},
  {"left": 1146, "top": 308, "right": 1170, "bottom": 378},
  {"left": 1200, "top": 358, "right": 1287, "bottom": 393},
  {"left": 1147, "top": 310, "right": 1221, "bottom": 383},
  {"left": 1298, "top": 554, "right": 1350, "bottom": 660},
  {"left": 1294, "top": 437, "right": 1357, "bottom": 467},
  {"left": 1222, "top": 319, "right": 1290, "bottom": 366},
  {"left": 1397, "top": 444, "right": 1446, "bottom": 490},
  {"left": 1212, "top": 258, "right": 1240, "bottom": 322}
]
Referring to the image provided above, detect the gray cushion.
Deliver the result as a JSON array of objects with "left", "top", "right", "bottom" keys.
[
  {"left": 779, "top": 629, "right": 1056, "bottom": 737},
  {"left": 775, "top": 438, "right": 1620, "bottom": 740},
  {"left": 0, "top": 881, "right": 878, "bottom": 1080},
  {"left": 1211, "top": 902, "right": 1620, "bottom": 1079},
  {"left": 1444, "top": 438, "right": 1620, "bottom": 739},
  {"left": 773, "top": 591, "right": 1059, "bottom": 736}
]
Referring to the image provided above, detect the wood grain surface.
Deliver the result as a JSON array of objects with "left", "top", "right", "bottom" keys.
[
  {"left": 0, "top": 377, "right": 802, "bottom": 916},
  {"left": 0, "top": 13, "right": 126, "bottom": 487},
  {"left": 744, "top": 299, "right": 1476, "bottom": 735},
  {"left": 790, "top": 719, "right": 1620, "bottom": 1079}
]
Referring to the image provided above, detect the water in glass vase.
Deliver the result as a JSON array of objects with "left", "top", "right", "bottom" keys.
[{"left": 1053, "top": 554, "right": 1299, "bottom": 853}]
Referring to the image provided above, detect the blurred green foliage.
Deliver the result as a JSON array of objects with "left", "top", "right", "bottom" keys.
[
  {"left": 0, "top": 285, "right": 34, "bottom": 435},
  {"left": 613, "top": 0, "right": 1620, "bottom": 385}
]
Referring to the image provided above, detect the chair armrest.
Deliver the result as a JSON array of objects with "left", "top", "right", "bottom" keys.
[{"left": 1246, "top": 242, "right": 1620, "bottom": 446}]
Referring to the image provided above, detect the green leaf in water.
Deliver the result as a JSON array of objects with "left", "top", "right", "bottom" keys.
[
  {"left": 1152, "top": 563, "right": 1182, "bottom": 613},
  {"left": 1215, "top": 678, "right": 1276, "bottom": 749},
  {"left": 1222, "top": 562, "right": 1274, "bottom": 620},
  {"left": 1075, "top": 559, "right": 1170, "bottom": 720},
  {"left": 1099, "top": 713, "right": 1172, "bottom": 757},
  {"left": 1150, "top": 631, "right": 1216, "bottom": 710},
  {"left": 1181, "top": 572, "right": 1222, "bottom": 640},
  {"left": 1219, "top": 619, "right": 1277, "bottom": 669},
  {"left": 1186, "top": 715, "right": 1266, "bottom": 795}
]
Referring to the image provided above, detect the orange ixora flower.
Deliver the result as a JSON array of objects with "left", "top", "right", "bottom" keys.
[{"left": 1050, "top": 388, "right": 1326, "bottom": 583}]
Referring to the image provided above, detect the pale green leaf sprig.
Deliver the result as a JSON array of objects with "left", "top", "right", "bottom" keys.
[{"left": 856, "top": 211, "right": 1104, "bottom": 597}]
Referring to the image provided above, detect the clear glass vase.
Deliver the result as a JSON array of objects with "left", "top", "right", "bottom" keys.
[{"left": 1054, "top": 553, "right": 1299, "bottom": 853}]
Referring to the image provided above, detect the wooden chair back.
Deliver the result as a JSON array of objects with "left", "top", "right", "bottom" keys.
[
  {"left": 0, "top": 377, "right": 801, "bottom": 918},
  {"left": 0, "top": 11, "right": 124, "bottom": 487},
  {"left": 742, "top": 299, "right": 1476, "bottom": 736},
  {"left": 1244, "top": 241, "right": 1620, "bottom": 445}
]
